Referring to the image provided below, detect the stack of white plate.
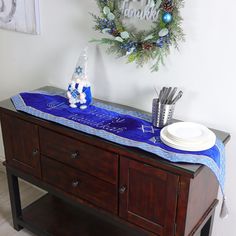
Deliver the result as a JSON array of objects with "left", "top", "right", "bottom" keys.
[{"left": 160, "top": 122, "right": 216, "bottom": 151}]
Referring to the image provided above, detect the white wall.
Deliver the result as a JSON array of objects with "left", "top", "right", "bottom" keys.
[{"left": 0, "top": 0, "right": 235, "bottom": 235}]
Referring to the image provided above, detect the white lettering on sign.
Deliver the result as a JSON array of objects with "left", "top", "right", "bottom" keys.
[{"left": 121, "top": 0, "right": 162, "bottom": 21}]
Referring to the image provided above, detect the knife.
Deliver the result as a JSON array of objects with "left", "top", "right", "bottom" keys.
[
  {"left": 154, "top": 86, "right": 159, "bottom": 97},
  {"left": 171, "top": 91, "right": 183, "bottom": 104},
  {"left": 167, "top": 87, "right": 177, "bottom": 104},
  {"left": 161, "top": 87, "right": 168, "bottom": 104},
  {"left": 164, "top": 87, "right": 172, "bottom": 104},
  {"left": 159, "top": 87, "right": 166, "bottom": 103}
]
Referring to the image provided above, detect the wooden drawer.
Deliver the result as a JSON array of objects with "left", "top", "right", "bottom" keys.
[
  {"left": 41, "top": 156, "right": 118, "bottom": 214},
  {"left": 39, "top": 128, "right": 118, "bottom": 184}
]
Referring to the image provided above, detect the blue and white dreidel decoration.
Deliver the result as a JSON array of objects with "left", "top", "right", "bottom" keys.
[{"left": 67, "top": 47, "right": 92, "bottom": 109}]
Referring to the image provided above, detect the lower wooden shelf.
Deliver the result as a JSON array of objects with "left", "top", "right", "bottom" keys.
[{"left": 19, "top": 194, "right": 148, "bottom": 236}]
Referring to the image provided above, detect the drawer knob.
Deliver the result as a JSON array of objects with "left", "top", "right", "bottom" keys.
[
  {"left": 71, "top": 151, "right": 80, "bottom": 159},
  {"left": 72, "top": 180, "right": 80, "bottom": 188},
  {"left": 32, "top": 149, "right": 39, "bottom": 156},
  {"left": 119, "top": 185, "right": 127, "bottom": 194}
]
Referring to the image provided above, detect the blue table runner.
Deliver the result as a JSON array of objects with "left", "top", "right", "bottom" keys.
[{"left": 11, "top": 91, "right": 227, "bottom": 217}]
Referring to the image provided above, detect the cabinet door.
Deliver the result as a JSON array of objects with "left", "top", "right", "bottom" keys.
[
  {"left": 1, "top": 113, "right": 41, "bottom": 178},
  {"left": 119, "top": 157, "right": 179, "bottom": 236}
]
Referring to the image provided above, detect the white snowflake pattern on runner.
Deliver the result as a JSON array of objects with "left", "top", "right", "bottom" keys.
[
  {"left": 149, "top": 137, "right": 157, "bottom": 143},
  {"left": 139, "top": 125, "right": 157, "bottom": 134}
]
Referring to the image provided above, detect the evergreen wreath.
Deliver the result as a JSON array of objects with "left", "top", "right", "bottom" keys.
[{"left": 91, "top": 0, "right": 185, "bottom": 72}]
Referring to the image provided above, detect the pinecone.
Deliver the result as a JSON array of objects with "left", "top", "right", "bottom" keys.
[
  {"left": 142, "top": 43, "right": 154, "bottom": 51},
  {"left": 111, "top": 30, "right": 120, "bottom": 37},
  {"left": 162, "top": 0, "right": 174, "bottom": 13}
]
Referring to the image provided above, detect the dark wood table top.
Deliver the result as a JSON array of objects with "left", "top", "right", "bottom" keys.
[{"left": 0, "top": 86, "right": 231, "bottom": 176}]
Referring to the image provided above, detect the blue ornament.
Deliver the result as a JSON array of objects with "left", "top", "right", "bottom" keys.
[
  {"left": 99, "top": 18, "right": 116, "bottom": 32},
  {"left": 156, "top": 38, "right": 164, "bottom": 48},
  {"left": 121, "top": 41, "right": 138, "bottom": 53},
  {"left": 164, "top": 34, "right": 171, "bottom": 44},
  {"left": 162, "top": 12, "right": 172, "bottom": 24},
  {"left": 156, "top": 34, "right": 171, "bottom": 48}
]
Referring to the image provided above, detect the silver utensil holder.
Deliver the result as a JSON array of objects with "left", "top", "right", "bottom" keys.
[{"left": 152, "top": 99, "right": 175, "bottom": 128}]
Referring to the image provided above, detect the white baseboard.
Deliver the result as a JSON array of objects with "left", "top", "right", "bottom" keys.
[
  {"left": 0, "top": 156, "right": 6, "bottom": 173},
  {"left": 0, "top": 155, "right": 5, "bottom": 161}
]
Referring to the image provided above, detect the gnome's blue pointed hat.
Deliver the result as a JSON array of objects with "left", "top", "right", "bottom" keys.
[{"left": 67, "top": 47, "right": 92, "bottom": 109}]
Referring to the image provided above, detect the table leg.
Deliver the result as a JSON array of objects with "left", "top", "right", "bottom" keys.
[{"left": 6, "top": 170, "right": 23, "bottom": 231}]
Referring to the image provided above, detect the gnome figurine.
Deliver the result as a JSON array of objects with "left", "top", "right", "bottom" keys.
[{"left": 67, "top": 47, "right": 92, "bottom": 109}]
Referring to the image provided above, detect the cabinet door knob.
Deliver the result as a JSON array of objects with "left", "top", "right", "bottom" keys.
[
  {"left": 119, "top": 185, "right": 127, "bottom": 194},
  {"left": 32, "top": 149, "right": 39, "bottom": 156},
  {"left": 72, "top": 180, "right": 80, "bottom": 188},
  {"left": 71, "top": 151, "right": 80, "bottom": 159}
]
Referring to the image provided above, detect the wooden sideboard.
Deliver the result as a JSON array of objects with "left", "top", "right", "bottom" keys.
[{"left": 0, "top": 87, "right": 230, "bottom": 236}]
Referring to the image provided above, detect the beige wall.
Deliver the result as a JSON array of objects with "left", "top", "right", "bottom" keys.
[{"left": 0, "top": 0, "right": 235, "bottom": 235}]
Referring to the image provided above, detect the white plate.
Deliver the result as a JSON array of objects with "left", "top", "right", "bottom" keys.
[
  {"left": 160, "top": 124, "right": 216, "bottom": 151},
  {"left": 166, "top": 122, "right": 213, "bottom": 143}
]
